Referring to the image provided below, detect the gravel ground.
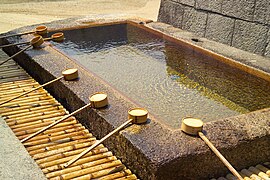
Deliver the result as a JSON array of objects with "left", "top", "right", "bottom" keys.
[{"left": 0, "top": 0, "right": 160, "bottom": 33}]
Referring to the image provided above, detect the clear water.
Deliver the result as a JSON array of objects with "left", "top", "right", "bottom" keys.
[{"left": 51, "top": 24, "right": 270, "bottom": 128}]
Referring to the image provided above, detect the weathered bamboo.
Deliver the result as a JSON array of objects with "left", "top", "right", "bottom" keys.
[
  {"left": 23, "top": 131, "right": 92, "bottom": 147},
  {"left": 95, "top": 169, "right": 132, "bottom": 180},
  {"left": 18, "top": 125, "right": 85, "bottom": 141},
  {"left": 27, "top": 134, "right": 88, "bottom": 152},
  {"left": 12, "top": 117, "right": 76, "bottom": 133},
  {"left": 10, "top": 116, "right": 64, "bottom": 129},
  {"left": 0, "top": 79, "right": 35, "bottom": 87},
  {"left": 6, "top": 106, "right": 65, "bottom": 120},
  {"left": 32, "top": 138, "right": 97, "bottom": 160},
  {"left": 64, "top": 119, "right": 133, "bottom": 168},
  {"left": 36, "top": 143, "right": 108, "bottom": 165},
  {"left": 40, "top": 149, "right": 111, "bottom": 171},
  {"left": 241, "top": 169, "right": 262, "bottom": 180},
  {"left": 0, "top": 76, "right": 30, "bottom": 83},
  {"left": 226, "top": 173, "right": 238, "bottom": 180},
  {"left": 0, "top": 89, "right": 46, "bottom": 99},
  {"left": 248, "top": 167, "right": 270, "bottom": 180},
  {"left": 238, "top": 172, "right": 252, "bottom": 180},
  {"left": 15, "top": 123, "right": 81, "bottom": 137},
  {"left": 256, "top": 165, "right": 270, "bottom": 176},
  {"left": 7, "top": 111, "right": 67, "bottom": 126},
  {"left": 0, "top": 76, "right": 63, "bottom": 106},
  {"left": 0, "top": 103, "right": 62, "bottom": 116},
  {"left": 17, "top": 123, "right": 83, "bottom": 139},
  {"left": 44, "top": 156, "right": 117, "bottom": 177},
  {"left": 0, "top": 82, "right": 38, "bottom": 91},
  {"left": 51, "top": 160, "right": 122, "bottom": 180},
  {"left": 90, "top": 165, "right": 127, "bottom": 179},
  {"left": 20, "top": 102, "right": 93, "bottom": 143},
  {"left": 0, "top": 92, "right": 48, "bottom": 102},
  {"left": 0, "top": 99, "right": 57, "bottom": 109}
]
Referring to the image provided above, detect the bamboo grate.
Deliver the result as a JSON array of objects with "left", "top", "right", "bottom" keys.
[
  {"left": 211, "top": 162, "right": 270, "bottom": 180},
  {"left": 0, "top": 53, "right": 138, "bottom": 180}
]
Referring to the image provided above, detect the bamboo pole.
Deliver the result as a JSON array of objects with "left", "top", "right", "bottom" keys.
[
  {"left": 7, "top": 111, "right": 66, "bottom": 126},
  {"left": 35, "top": 143, "right": 103, "bottom": 166},
  {"left": 115, "top": 175, "right": 138, "bottom": 180},
  {"left": 0, "top": 103, "right": 62, "bottom": 116},
  {"left": 64, "top": 119, "right": 133, "bottom": 168},
  {"left": 198, "top": 132, "right": 243, "bottom": 180},
  {"left": 6, "top": 105, "right": 64, "bottom": 120},
  {"left": 0, "top": 44, "right": 32, "bottom": 66},
  {"left": 51, "top": 160, "right": 122, "bottom": 180},
  {"left": 0, "top": 79, "right": 35, "bottom": 87},
  {"left": 21, "top": 103, "right": 92, "bottom": 143},
  {"left": 15, "top": 123, "right": 80, "bottom": 137},
  {"left": 18, "top": 125, "right": 85, "bottom": 140},
  {"left": 40, "top": 149, "right": 111, "bottom": 171},
  {"left": 239, "top": 172, "right": 252, "bottom": 180},
  {"left": 0, "top": 91, "right": 48, "bottom": 102},
  {"left": 90, "top": 165, "right": 126, "bottom": 179},
  {"left": 11, "top": 116, "right": 75, "bottom": 132},
  {"left": 0, "top": 76, "right": 63, "bottom": 106},
  {"left": 44, "top": 156, "right": 117, "bottom": 177},
  {"left": 9, "top": 116, "right": 64, "bottom": 129},
  {"left": 23, "top": 133, "right": 93, "bottom": 147},
  {"left": 96, "top": 169, "right": 132, "bottom": 180},
  {"left": 32, "top": 138, "right": 97, "bottom": 160}
]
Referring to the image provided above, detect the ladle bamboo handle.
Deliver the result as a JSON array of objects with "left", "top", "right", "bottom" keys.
[
  {"left": 0, "top": 31, "right": 34, "bottom": 39},
  {"left": 64, "top": 118, "right": 133, "bottom": 168},
  {"left": 0, "top": 76, "right": 63, "bottom": 106},
  {"left": 198, "top": 132, "right": 243, "bottom": 180},
  {"left": 0, "top": 41, "right": 31, "bottom": 48},
  {"left": 20, "top": 103, "right": 92, "bottom": 143},
  {"left": 0, "top": 44, "right": 32, "bottom": 66}
]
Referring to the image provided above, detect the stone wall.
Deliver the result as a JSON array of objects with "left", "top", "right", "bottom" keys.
[{"left": 158, "top": 0, "right": 270, "bottom": 57}]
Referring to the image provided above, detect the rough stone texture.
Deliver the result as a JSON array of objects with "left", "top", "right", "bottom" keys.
[
  {"left": 221, "top": 0, "right": 255, "bottom": 21},
  {"left": 1, "top": 17, "right": 270, "bottom": 180},
  {"left": 158, "top": 0, "right": 270, "bottom": 57},
  {"left": 232, "top": 20, "right": 268, "bottom": 55},
  {"left": 253, "top": 0, "right": 270, "bottom": 25},
  {"left": 182, "top": 6, "right": 208, "bottom": 37},
  {"left": 0, "top": 117, "right": 46, "bottom": 180},
  {"left": 196, "top": 0, "right": 223, "bottom": 13},
  {"left": 158, "top": 0, "right": 184, "bottom": 28},
  {"left": 205, "top": 13, "right": 234, "bottom": 45},
  {"left": 265, "top": 31, "right": 270, "bottom": 58},
  {"left": 174, "top": 0, "right": 195, "bottom": 6}
]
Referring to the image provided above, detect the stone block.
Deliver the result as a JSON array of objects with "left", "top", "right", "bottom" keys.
[
  {"left": 175, "top": 0, "right": 195, "bottom": 6},
  {"left": 253, "top": 0, "right": 270, "bottom": 25},
  {"left": 182, "top": 6, "right": 208, "bottom": 37},
  {"left": 196, "top": 0, "right": 223, "bottom": 13},
  {"left": 232, "top": 20, "right": 269, "bottom": 55},
  {"left": 221, "top": 0, "right": 255, "bottom": 21},
  {"left": 158, "top": 0, "right": 185, "bottom": 28},
  {"left": 205, "top": 13, "right": 234, "bottom": 45},
  {"left": 265, "top": 31, "right": 270, "bottom": 57}
]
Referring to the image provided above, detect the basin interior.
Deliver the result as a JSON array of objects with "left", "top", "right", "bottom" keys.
[{"left": 50, "top": 23, "right": 270, "bottom": 129}]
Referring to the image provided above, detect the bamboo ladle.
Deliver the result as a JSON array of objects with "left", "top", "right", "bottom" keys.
[
  {"left": 0, "top": 32, "right": 64, "bottom": 48},
  {"left": 0, "top": 36, "right": 44, "bottom": 67},
  {"left": 0, "top": 68, "right": 78, "bottom": 107},
  {"left": 181, "top": 118, "right": 244, "bottom": 180},
  {"left": 0, "top": 25, "right": 48, "bottom": 39},
  {"left": 64, "top": 107, "right": 148, "bottom": 168},
  {"left": 20, "top": 92, "right": 109, "bottom": 143}
]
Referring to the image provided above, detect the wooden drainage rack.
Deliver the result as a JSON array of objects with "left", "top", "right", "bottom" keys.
[{"left": 0, "top": 53, "right": 138, "bottom": 180}]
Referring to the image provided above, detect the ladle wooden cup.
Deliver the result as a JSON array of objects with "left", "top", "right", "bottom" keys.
[
  {"left": 181, "top": 118, "right": 244, "bottom": 180},
  {"left": 20, "top": 92, "right": 108, "bottom": 143},
  {"left": 0, "top": 32, "right": 64, "bottom": 48},
  {"left": 64, "top": 107, "right": 148, "bottom": 168},
  {"left": 0, "top": 25, "right": 48, "bottom": 39},
  {"left": 0, "top": 68, "right": 78, "bottom": 106},
  {"left": 0, "top": 36, "right": 44, "bottom": 67}
]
